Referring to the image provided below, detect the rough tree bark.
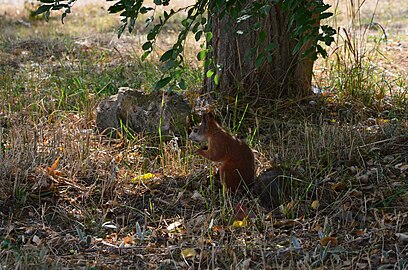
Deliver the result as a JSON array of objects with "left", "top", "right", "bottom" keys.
[{"left": 204, "top": 2, "right": 319, "bottom": 101}]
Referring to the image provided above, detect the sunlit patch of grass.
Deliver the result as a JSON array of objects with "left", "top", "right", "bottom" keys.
[
  {"left": 0, "top": 4, "right": 202, "bottom": 208},
  {"left": 315, "top": 0, "right": 408, "bottom": 119}
]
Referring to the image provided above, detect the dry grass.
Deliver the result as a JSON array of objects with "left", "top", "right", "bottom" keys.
[
  {"left": 315, "top": 0, "right": 408, "bottom": 110},
  {"left": 0, "top": 1, "right": 407, "bottom": 269}
]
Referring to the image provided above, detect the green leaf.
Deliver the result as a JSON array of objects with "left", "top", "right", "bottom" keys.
[
  {"left": 178, "top": 79, "right": 186, "bottom": 90},
  {"left": 214, "top": 74, "right": 219, "bottom": 85},
  {"left": 142, "top": 41, "right": 152, "bottom": 50},
  {"left": 51, "top": 4, "right": 68, "bottom": 11},
  {"left": 187, "top": 6, "right": 195, "bottom": 17},
  {"left": 162, "top": 60, "right": 177, "bottom": 71},
  {"left": 117, "top": 23, "right": 127, "bottom": 38},
  {"left": 319, "top": 12, "right": 333, "bottom": 20},
  {"left": 260, "top": 4, "right": 271, "bottom": 16},
  {"left": 128, "top": 16, "right": 136, "bottom": 33},
  {"left": 252, "top": 22, "right": 261, "bottom": 31},
  {"left": 204, "top": 59, "right": 212, "bottom": 68},
  {"left": 192, "top": 22, "right": 200, "bottom": 33},
  {"left": 195, "top": 30, "right": 202, "bottom": 41},
  {"left": 255, "top": 54, "right": 264, "bottom": 68},
  {"left": 266, "top": 42, "right": 277, "bottom": 52},
  {"left": 141, "top": 50, "right": 151, "bottom": 61},
  {"left": 259, "top": 31, "right": 266, "bottom": 42},
  {"left": 316, "top": 45, "right": 327, "bottom": 58},
  {"left": 325, "top": 36, "right": 334, "bottom": 46},
  {"left": 230, "top": 5, "right": 240, "bottom": 20},
  {"left": 147, "top": 30, "right": 157, "bottom": 41},
  {"left": 197, "top": 50, "right": 207, "bottom": 61},
  {"left": 155, "top": 77, "right": 172, "bottom": 90},
  {"left": 315, "top": 3, "right": 331, "bottom": 13},
  {"left": 120, "top": 10, "right": 129, "bottom": 17},
  {"left": 160, "top": 49, "right": 175, "bottom": 62},
  {"left": 108, "top": 4, "right": 125, "bottom": 13},
  {"left": 173, "top": 69, "right": 182, "bottom": 79},
  {"left": 206, "top": 69, "right": 214, "bottom": 78},
  {"left": 205, "top": 32, "right": 213, "bottom": 42},
  {"left": 140, "top": 7, "right": 153, "bottom": 14},
  {"left": 34, "top": 5, "right": 52, "bottom": 15},
  {"left": 154, "top": 0, "right": 162, "bottom": 5},
  {"left": 164, "top": 10, "right": 169, "bottom": 19},
  {"left": 266, "top": 54, "right": 272, "bottom": 63},
  {"left": 181, "top": 19, "right": 189, "bottom": 27},
  {"left": 61, "top": 7, "right": 71, "bottom": 24},
  {"left": 61, "top": 12, "right": 67, "bottom": 23}
]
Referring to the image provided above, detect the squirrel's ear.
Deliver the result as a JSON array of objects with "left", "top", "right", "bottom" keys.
[
  {"left": 202, "top": 112, "right": 212, "bottom": 129},
  {"left": 205, "top": 106, "right": 215, "bottom": 118},
  {"left": 202, "top": 113, "right": 209, "bottom": 126}
]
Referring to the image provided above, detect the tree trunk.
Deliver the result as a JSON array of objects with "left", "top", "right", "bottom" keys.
[{"left": 204, "top": 2, "right": 318, "bottom": 101}]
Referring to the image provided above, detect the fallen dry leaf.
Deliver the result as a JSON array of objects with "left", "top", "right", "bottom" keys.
[
  {"left": 47, "top": 157, "right": 63, "bottom": 177},
  {"left": 311, "top": 200, "right": 320, "bottom": 209},
  {"left": 123, "top": 236, "right": 134, "bottom": 245},
  {"left": 181, "top": 248, "right": 196, "bottom": 259},
  {"left": 212, "top": 225, "right": 222, "bottom": 232},
  {"left": 131, "top": 172, "right": 155, "bottom": 183},
  {"left": 32, "top": 235, "right": 41, "bottom": 246},
  {"left": 320, "top": 236, "right": 338, "bottom": 246},
  {"left": 355, "top": 229, "right": 366, "bottom": 236},
  {"left": 232, "top": 219, "right": 248, "bottom": 228},
  {"left": 167, "top": 220, "right": 183, "bottom": 232},
  {"left": 395, "top": 233, "right": 408, "bottom": 243},
  {"left": 331, "top": 182, "right": 346, "bottom": 192}
]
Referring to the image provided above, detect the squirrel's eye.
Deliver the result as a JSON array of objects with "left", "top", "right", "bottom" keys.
[{"left": 193, "top": 127, "right": 198, "bottom": 133}]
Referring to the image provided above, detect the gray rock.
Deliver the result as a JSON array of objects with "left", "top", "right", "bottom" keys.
[{"left": 96, "top": 87, "right": 191, "bottom": 137}]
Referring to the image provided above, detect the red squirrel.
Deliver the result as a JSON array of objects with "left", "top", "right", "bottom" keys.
[{"left": 189, "top": 111, "right": 255, "bottom": 191}]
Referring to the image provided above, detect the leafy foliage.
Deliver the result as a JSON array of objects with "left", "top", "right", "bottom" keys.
[{"left": 36, "top": 0, "right": 335, "bottom": 90}]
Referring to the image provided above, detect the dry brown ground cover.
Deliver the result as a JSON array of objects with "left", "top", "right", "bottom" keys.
[{"left": 0, "top": 1, "right": 407, "bottom": 269}]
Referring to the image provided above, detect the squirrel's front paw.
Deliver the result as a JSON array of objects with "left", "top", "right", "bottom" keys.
[{"left": 196, "top": 145, "right": 208, "bottom": 154}]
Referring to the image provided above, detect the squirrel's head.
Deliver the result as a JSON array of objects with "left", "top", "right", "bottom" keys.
[{"left": 188, "top": 112, "right": 216, "bottom": 143}]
